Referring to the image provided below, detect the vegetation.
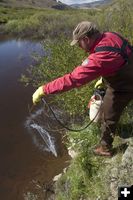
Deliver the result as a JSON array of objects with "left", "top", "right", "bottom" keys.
[
  {"left": 0, "top": 6, "right": 97, "bottom": 39},
  {"left": 21, "top": 38, "right": 95, "bottom": 116},
  {"left": 0, "top": 0, "right": 133, "bottom": 41},
  {"left": 95, "top": 0, "right": 133, "bottom": 42},
  {"left": 55, "top": 102, "right": 133, "bottom": 200},
  {"left": 1, "top": 0, "right": 133, "bottom": 199}
]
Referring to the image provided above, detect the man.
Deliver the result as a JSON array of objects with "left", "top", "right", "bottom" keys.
[{"left": 32, "top": 21, "right": 133, "bottom": 157}]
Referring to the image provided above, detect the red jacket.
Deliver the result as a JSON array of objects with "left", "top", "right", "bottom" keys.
[{"left": 43, "top": 32, "right": 132, "bottom": 94}]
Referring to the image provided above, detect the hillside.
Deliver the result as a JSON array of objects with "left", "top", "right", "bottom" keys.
[
  {"left": 70, "top": 0, "right": 113, "bottom": 9},
  {"left": 0, "top": 0, "right": 69, "bottom": 9}
]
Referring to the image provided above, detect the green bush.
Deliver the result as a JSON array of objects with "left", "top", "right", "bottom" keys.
[
  {"left": 94, "top": 0, "right": 133, "bottom": 42},
  {"left": 1, "top": 6, "right": 99, "bottom": 38},
  {"left": 22, "top": 37, "right": 96, "bottom": 115}
]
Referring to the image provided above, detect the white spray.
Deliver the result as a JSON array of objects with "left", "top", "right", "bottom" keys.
[{"left": 25, "top": 108, "right": 57, "bottom": 157}]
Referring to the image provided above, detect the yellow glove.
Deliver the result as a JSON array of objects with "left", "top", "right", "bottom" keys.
[
  {"left": 94, "top": 77, "right": 105, "bottom": 89},
  {"left": 32, "top": 86, "right": 45, "bottom": 105}
]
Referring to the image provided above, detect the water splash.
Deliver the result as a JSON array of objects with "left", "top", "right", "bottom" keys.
[
  {"left": 30, "top": 123, "right": 57, "bottom": 157},
  {"left": 25, "top": 108, "right": 57, "bottom": 157}
]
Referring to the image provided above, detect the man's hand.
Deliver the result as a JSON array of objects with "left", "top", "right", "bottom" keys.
[
  {"left": 94, "top": 77, "right": 105, "bottom": 89},
  {"left": 32, "top": 86, "right": 45, "bottom": 105}
]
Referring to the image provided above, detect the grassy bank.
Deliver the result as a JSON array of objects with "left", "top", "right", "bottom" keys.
[
  {"left": 0, "top": 6, "right": 98, "bottom": 39},
  {"left": 55, "top": 101, "right": 133, "bottom": 200}
]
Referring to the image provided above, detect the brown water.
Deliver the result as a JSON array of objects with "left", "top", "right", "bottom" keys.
[{"left": 0, "top": 36, "right": 70, "bottom": 200}]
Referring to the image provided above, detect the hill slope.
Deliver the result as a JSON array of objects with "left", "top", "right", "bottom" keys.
[
  {"left": 0, "top": 0, "right": 69, "bottom": 9},
  {"left": 70, "top": 0, "right": 113, "bottom": 9}
]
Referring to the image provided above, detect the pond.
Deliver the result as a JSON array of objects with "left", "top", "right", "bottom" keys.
[{"left": 0, "top": 36, "right": 69, "bottom": 200}]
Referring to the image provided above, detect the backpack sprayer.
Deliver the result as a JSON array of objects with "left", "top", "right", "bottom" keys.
[{"left": 41, "top": 89, "right": 105, "bottom": 132}]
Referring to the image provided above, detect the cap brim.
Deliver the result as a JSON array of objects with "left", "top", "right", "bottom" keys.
[{"left": 70, "top": 39, "right": 78, "bottom": 46}]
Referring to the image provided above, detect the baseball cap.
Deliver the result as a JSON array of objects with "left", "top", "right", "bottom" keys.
[{"left": 70, "top": 21, "right": 98, "bottom": 46}]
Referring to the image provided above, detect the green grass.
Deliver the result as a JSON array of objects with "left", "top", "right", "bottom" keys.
[
  {"left": 0, "top": 7, "right": 36, "bottom": 23},
  {"left": 55, "top": 124, "right": 111, "bottom": 200},
  {"left": 0, "top": 6, "right": 99, "bottom": 38}
]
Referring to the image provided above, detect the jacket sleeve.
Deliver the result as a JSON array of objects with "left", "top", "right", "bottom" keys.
[{"left": 43, "top": 54, "right": 103, "bottom": 95}]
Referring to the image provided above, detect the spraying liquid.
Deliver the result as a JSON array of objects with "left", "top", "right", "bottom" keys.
[
  {"left": 30, "top": 123, "right": 57, "bottom": 157},
  {"left": 25, "top": 108, "right": 57, "bottom": 157}
]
